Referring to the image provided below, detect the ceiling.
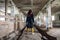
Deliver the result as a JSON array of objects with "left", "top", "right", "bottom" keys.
[
  {"left": 0, "top": 0, "right": 60, "bottom": 16},
  {"left": 13, "top": 0, "right": 49, "bottom": 16},
  {"left": 51, "top": 0, "right": 60, "bottom": 13},
  {"left": 39, "top": 0, "right": 60, "bottom": 14}
]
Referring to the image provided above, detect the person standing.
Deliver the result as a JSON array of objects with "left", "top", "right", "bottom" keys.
[{"left": 26, "top": 9, "right": 34, "bottom": 32}]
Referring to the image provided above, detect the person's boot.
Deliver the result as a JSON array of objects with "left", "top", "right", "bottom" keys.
[
  {"left": 27, "top": 28, "right": 30, "bottom": 32},
  {"left": 32, "top": 28, "right": 35, "bottom": 34}
]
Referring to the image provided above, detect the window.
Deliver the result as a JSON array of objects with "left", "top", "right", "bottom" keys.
[
  {"left": 0, "top": 17, "right": 5, "bottom": 21},
  {"left": 0, "top": 12, "right": 5, "bottom": 15},
  {"left": 52, "top": 16, "right": 55, "bottom": 21},
  {"left": 58, "top": 14, "right": 60, "bottom": 20},
  {"left": 59, "top": 15, "right": 60, "bottom": 20}
]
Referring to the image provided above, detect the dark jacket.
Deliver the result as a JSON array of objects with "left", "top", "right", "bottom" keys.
[{"left": 26, "top": 13, "right": 34, "bottom": 28}]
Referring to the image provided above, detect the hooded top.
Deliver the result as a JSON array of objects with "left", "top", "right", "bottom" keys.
[{"left": 26, "top": 9, "right": 34, "bottom": 28}]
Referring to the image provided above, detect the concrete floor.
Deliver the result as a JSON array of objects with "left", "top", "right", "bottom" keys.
[
  {"left": 20, "top": 32, "right": 42, "bottom": 40},
  {"left": 19, "top": 27, "right": 60, "bottom": 40},
  {"left": 0, "top": 26, "right": 60, "bottom": 40},
  {"left": 0, "top": 22, "right": 14, "bottom": 38},
  {"left": 47, "top": 28, "right": 60, "bottom": 40}
]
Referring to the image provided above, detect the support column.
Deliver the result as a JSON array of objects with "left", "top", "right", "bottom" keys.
[
  {"left": 40, "top": 12, "right": 44, "bottom": 25},
  {"left": 46, "top": 4, "right": 52, "bottom": 28},
  {"left": 5, "top": 0, "right": 9, "bottom": 39},
  {"left": 5, "top": 0, "right": 8, "bottom": 21},
  {"left": 45, "top": 14, "right": 48, "bottom": 29},
  {"left": 11, "top": 6, "right": 14, "bottom": 16}
]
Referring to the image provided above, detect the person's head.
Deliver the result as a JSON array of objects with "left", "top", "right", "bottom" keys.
[{"left": 28, "top": 9, "right": 32, "bottom": 15}]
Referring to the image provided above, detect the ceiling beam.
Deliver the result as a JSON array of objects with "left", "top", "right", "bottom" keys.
[
  {"left": 20, "top": 6, "right": 40, "bottom": 9},
  {"left": 16, "top": 3, "right": 41, "bottom": 8},
  {"left": 41, "top": 0, "right": 55, "bottom": 11}
]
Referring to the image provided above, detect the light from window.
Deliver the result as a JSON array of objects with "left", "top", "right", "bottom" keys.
[
  {"left": 0, "top": 17, "right": 5, "bottom": 21},
  {"left": 52, "top": 16, "right": 55, "bottom": 21}
]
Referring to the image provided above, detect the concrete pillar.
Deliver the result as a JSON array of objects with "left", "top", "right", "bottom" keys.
[
  {"left": 46, "top": 4, "right": 52, "bottom": 28},
  {"left": 45, "top": 14, "right": 48, "bottom": 29},
  {"left": 11, "top": 0, "right": 15, "bottom": 17},
  {"left": 40, "top": 12, "right": 44, "bottom": 25},
  {"left": 11, "top": 6, "right": 14, "bottom": 16},
  {"left": 5, "top": 0, "right": 9, "bottom": 39},
  {"left": 5, "top": 0, "right": 8, "bottom": 21},
  {"left": 5, "top": 0, "right": 10, "bottom": 21}
]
